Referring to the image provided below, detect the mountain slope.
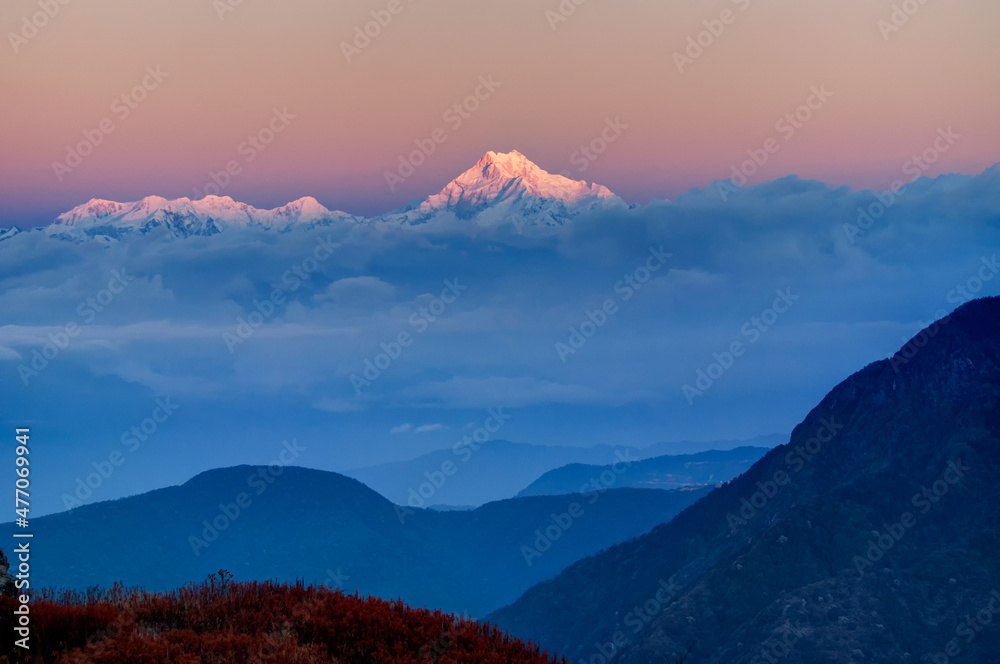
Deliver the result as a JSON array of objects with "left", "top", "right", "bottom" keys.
[
  {"left": 379, "top": 150, "right": 624, "bottom": 227},
  {"left": 346, "top": 438, "right": 773, "bottom": 507},
  {"left": 349, "top": 439, "right": 630, "bottom": 507},
  {"left": 490, "top": 297, "right": 1000, "bottom": 663},
  {"left": 516, "top": 447, "right": 770, "bottom": 497},
  {"left": 3, "top": 467, "right": 710, "bottom": 617},
  {"left": 28, "top": 151, "right": 623, "bottom": 241},
  {"left": 640, "top": 432, "right": 785, "bottom": 456}
]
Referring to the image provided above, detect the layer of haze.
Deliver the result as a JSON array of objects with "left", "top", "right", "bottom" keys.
[{"left": 1, "top": 0, "right": 999, "bottom": 226}]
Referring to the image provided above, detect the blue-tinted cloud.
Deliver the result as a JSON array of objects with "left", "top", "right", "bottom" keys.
[{"left": 2, "top": 165, "right": 998, "bottom": 514}]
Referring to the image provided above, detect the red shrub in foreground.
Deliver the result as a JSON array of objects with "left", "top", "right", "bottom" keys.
[{"left": 0, "top": 576, "right": 566, "bottom": 664}]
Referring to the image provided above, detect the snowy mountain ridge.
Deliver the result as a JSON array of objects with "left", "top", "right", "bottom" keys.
[
  {"left": 18, "top": 151, "right": 625, "bottom": 243},
  {"left": 50, "top": 195, "right": 355, "bottom": 240}
]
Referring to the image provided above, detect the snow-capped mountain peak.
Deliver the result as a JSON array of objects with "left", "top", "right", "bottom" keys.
[
  {"left": 56, "top": 199, "right": 130, "bottom": 226},
  {"left": 34, "top": 150, "right": 623, "bottom": 242},
  {"left": 271, "top": 196, "right": 331, "bottom": 221},
  {"left": 48, "top": 195, "right": 354, "bottom": 241},
  {"left": 383, "top": 150, "right": 623, "bottom": 227},
  {"left": 426, "top": 149, "right": 617, "bottom": 210},
  {"left": 475, "top": 149, "right": 538, "bottom": 178}
]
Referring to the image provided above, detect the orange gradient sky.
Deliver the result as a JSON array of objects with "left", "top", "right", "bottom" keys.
[{"left": 1, "top": 0, "right": 998, "bottom": 224}]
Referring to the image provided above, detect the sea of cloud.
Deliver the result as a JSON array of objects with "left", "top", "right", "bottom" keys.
[{"left": 1, "top": 165, "right": 998, "bottom": 514}]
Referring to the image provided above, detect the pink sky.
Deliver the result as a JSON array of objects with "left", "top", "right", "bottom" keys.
[{"left": 1, "top": 0, "right": 998, "bottom": 224}]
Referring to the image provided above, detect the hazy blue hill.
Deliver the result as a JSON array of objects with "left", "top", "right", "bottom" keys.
[
  {"left": 346, "top": 437, "right": 780, "bottom": 507},
  {"left": 516, "top": 446, "right": 770, "bottom": 497},
  {"left": 3, "top": 466, "right": 710, "bottom": 617},
  {"left": 640, "top": 433, "right": 785, "bottom": 456},
  {"left": 345, "top": 439, "right": 648, "bottom": 507},
  {"left": 490, "top": 297, "right": 1000, "bottom": 663}
]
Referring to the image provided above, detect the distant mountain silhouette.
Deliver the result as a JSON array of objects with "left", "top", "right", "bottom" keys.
[
  {"left": 640, "top": 433, "right": 786, "bottom": 456},
  {"left": 3, "top": 468, "right": 710, "bottom": 617},
  {"left": 517, "top": 447, "right": 770, "bottom": 497},
  {"left": 491, "top": 297, "right": 1000, "bottom": 663},
  {"left": 12, "top": 150, "right": 620, "bottom": 242},
  {"left": 346, "top": 437, "right": 780, "bottom": 507}
]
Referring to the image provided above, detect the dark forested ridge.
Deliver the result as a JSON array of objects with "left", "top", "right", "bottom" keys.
[{"left": 491, "top": 297, "right": 1000, "bottom": 664}]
